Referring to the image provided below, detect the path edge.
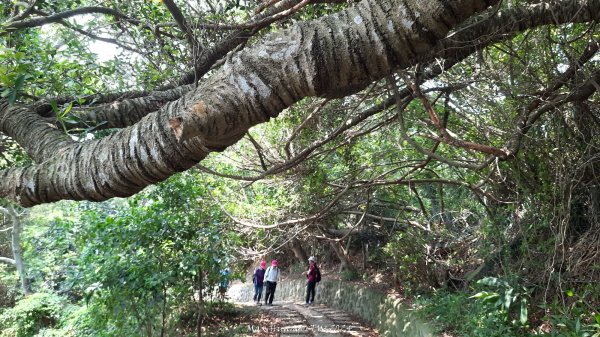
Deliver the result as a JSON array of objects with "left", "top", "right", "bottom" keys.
[{"left": 228, "top": 279, "right": 435, "bottom": 337}]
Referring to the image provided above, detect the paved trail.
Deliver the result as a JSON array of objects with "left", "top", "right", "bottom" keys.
[{"left": 240, "top": 300, "right": 377, "bottom": 336}]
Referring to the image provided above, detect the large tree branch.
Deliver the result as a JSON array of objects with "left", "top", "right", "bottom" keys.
[
  {"left": 6, "top": 0, "right": 563, "bottom": 207},
  {"left": 170, "top": 0, "right": 334, "bottom": 88},
  {"left": 28, "top": 0, "right": 600, "bottom": 124},
  {"left": 65, "top": 85, "right": 195, "bottom": 130},
  {"left": 0, "top": 99, "right": 75, "bottom": 162},
  {"left": 171, "top": 0, "right": 495, "bottom": 143},
  {"left": 432, "top": 0, "right": 600, "bottom": 61},
  {"left": 29, "top": 0, "right": 318, "bottom": 124}
]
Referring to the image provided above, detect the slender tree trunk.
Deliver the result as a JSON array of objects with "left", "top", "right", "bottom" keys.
[
  {"left": 12, "top": 212, "right": 31, "bottom": 295},
  {"left": 160, "top": 261, "right": 167, "bottom": 337},
  {"left": 0, "top": 206, "right": 32, "bottom": 294},
  {"left": 362, "top": 242, "right": 369, "bottom": 271},
  {"left": 196, "top": 269, "right": 204, "bottom": 337}
]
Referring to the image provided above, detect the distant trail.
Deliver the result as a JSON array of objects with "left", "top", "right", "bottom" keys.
[{"left": 240, "top": 300, "right": 377, "bottom": 336}]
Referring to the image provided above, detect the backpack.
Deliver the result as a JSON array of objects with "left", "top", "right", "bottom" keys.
[{"left": 315, "top": 267, "right": 321, "bottom": 282}]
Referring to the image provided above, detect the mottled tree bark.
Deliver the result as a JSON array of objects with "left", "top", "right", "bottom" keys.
[
  {"left": 289, "top": 238, "right": 309, "bottom": 262},
  {"left": 66, "top": 85, "right": 195, "bottom": 130},
  {"left": 329, "top": 241, "right": 354, "bottom": 273}
]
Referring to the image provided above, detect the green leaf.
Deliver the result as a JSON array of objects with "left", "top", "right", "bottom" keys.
[
  {"left": 8, "top": 90, "right": 16, "bottom": 104},
  {"left": 50, "top": 101, "right": 59, "bottom": 113},
  {"left": 477, "top": 277, "right": 508, "bottom": 288},
  {"left": 14, "top": 73, "right": 28, "bottom": 91},
  {"left": 519, "top": 298, "right": 528, "bottom": 325},
  {"left": 58, "top": 102, "right": 74, "bottom": 118},
  {"left": 64, "top": 116, "right": 80, "bottom": 124},
  {"left": 63, "top": 102, "right": 73, "bottom": 115},
  {"left": 471, "top": 291, "right": 501, "bottom": 305},
  {"left": 470, "top": 291, "right": 492, "bottom": 299},
  {"left": 504, "top": 288, "right": 514, "bottom": 309},
  {"left": 566, "top": 290, "right": 574, "bottom": 297}
]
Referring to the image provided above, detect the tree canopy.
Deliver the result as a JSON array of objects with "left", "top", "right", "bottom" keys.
[
  {"left": 0, "top": 0, "right": 596, "bottom": 207},
  {"left": 1, "top": 0, "right": 600, "bottom": 335}
]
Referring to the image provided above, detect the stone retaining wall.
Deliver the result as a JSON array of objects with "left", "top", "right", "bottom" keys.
[{"left": 228, "top": 279, "right": 433, "bottom": 337}]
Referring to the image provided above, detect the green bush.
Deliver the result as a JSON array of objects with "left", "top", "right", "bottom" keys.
[
  {"left": 416, "top": 283, "right": 600, "bottom": 337},
  {"left": 340, "top": 268, "right": 360, "bottom": 281},
  {"left": 288, "top": 262, "right": 307, "bottom": 275},
  {"left": 0, "top": 264, "right": 19, "bottom": 308},
  {"left": 538, "top": 289, "right": 600, "bottom": 337},
  {"left": 383, "top": 229, "right": 433, "bottom": 293},
  {"left": 415, "top": 288, "right": 526, "bottom": 337},
  {"left": 470, "top": 277, "right": 530, "bottom": 327},
  {"left": 0, "top": 292, "right": 70, "bottom": 337}
]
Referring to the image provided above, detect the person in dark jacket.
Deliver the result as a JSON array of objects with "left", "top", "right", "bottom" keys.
[
  {"left": 252, "top": 260, "right": 267, "bottom": 305},
  {"left": 305, "top": 256, "right": 319, "bottom": 305}
]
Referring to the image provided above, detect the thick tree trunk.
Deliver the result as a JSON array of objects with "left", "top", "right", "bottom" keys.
[
  {"left": 289, "top": 238, "right": 309, "bottom": 262},
  {"left": 329, "top": 241, "right": 354, "bottom": 273},
  {"left": 18, "top": 0, "right": 600, "bottom": 207}
]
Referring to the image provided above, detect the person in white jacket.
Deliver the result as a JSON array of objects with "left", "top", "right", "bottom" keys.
[{"left": 263, "top": 259, "right": 281, "bottom": 305}]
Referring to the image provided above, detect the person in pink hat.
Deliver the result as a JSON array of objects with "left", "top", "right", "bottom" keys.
[
  {"left": 252, "top": 260, "right": 267, "bottom": 305},
  {"left": 263, "top": 259, "right": 281, "bottom": 305}
]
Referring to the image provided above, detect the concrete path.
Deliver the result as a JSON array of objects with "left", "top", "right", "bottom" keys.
[{"left": 244, "top": 300, "right": 376, "bottom": 336}]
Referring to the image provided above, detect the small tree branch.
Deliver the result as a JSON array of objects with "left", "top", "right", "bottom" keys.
[
  {"left": 0, "top": 257, "right": 16, "bottom": 266},
  {"left": 246, "top": 133, "right": 269, "bottom": 171},
  {"left": 54, "top": 19, "right": 143, "bottom": 55},
  {"left": 10, "top": 0, "right": 37, "bottom": 22},
  {"left": 161, "top": 0, "right": 201, "bottom": 51},
  {"left": 401, "top": 73, "right": 510, "bottom": 159},
  {"left": 2, "top": 6, "right": 135, "bottom": 33},
  {"left": 284, "top": 99, "right": 328, "bottom": 159}
]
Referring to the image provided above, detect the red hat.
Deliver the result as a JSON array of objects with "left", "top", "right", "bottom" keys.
[
  {"left": 260, "top": 260, "right": 266, "bottom": 268},
  {"left": 271, "top": 259, "right": 278, "bottom": 266}
]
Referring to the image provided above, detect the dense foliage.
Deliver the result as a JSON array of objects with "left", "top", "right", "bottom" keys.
[{"left": 1, "top": 0, "right": 600, "bottom": 336}]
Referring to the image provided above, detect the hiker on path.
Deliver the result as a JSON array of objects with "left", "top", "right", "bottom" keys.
[
  {"left": 252, "top": 260, "right": 267, "bottom": 305},
  {"left": 305, "top": 256, "right": 321, "bottom": 305},
  {"left": 218, "top": 267, "right": 230, "bottom": 300},
  {"left": 263, "top": 259, "right": 281, "bottom": 305}
]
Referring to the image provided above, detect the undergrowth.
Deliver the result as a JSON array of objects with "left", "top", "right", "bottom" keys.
[{"left": 414, "top": 279, "right": 600, "bottom": 337}]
